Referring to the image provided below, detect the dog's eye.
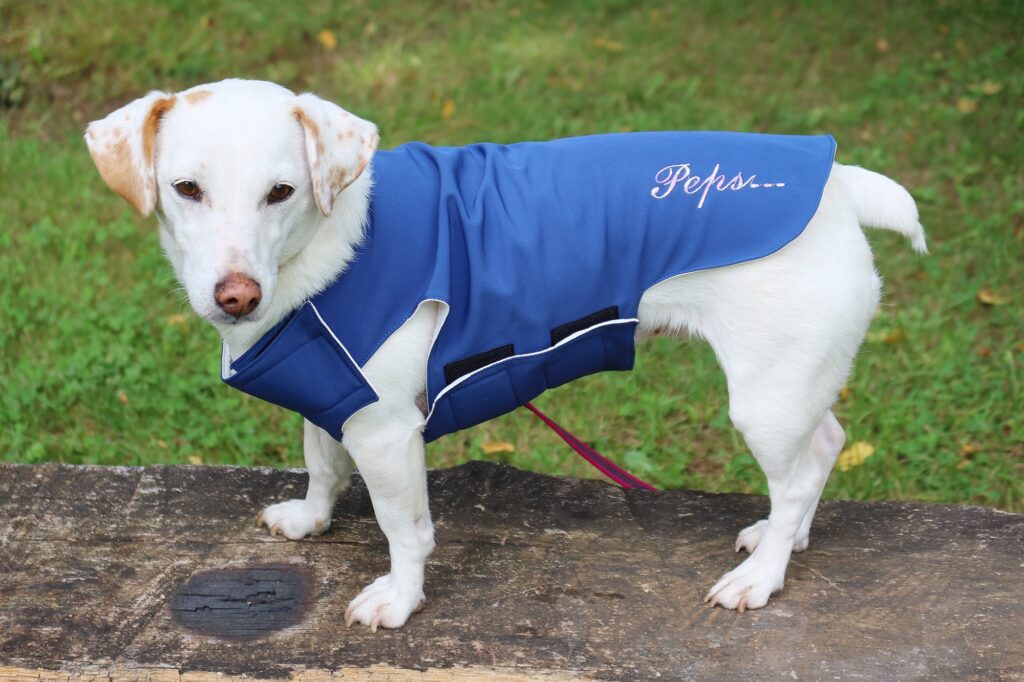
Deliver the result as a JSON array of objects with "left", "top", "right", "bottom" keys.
[
  {"left": 174, "top": 180, "right": 202, "bottom": 200},
  {"left": 268, "top": 183, "right": 295, "bottom": 204}
]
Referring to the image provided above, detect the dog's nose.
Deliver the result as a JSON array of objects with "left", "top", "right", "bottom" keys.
[{"left": 214, "top": 273, "right": 262, "bottom": 317}]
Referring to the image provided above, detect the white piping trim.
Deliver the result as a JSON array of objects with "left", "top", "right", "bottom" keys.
[
  {"left": 220, "top": 341, "right": 235, "bottom": 380},
  {"left": 415, "top": 298, "right": 450, "bottom": 431},
  {"left": 422, "top": 298, "right": 451, "bottom": 353},
  {"left": 308, "top": 300, "right": 380, "bottom": 398},
  {"left": 424, "top": 316, "right": 639, "bottom": 424}
]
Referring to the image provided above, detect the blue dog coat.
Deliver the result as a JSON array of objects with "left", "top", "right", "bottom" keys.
[{"left": 222, "top": 132, "right": 836, "bottom": 442}]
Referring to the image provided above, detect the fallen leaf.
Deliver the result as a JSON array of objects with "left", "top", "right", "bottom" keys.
[
  {"left": 198, "top": 15, "right": 213, "bottom": 29},
  {"left": 117, "top": 391, "right": 128, "bottom": 405},
  {"left": 867, "top": 328, "right": 902, "bottom": 344},
  {"left": 157, "top": 440, "right": 168, "bottom": 449},
  {"left": 976, "top": 346, "right": 992, "bottom": 358},
  {"left": 188, "top": 455, "right": 204, "bottom": 465},
  {"left": 875, "top": 37, "right": 890, "bottom": 53},
  {"left": 481, "top": 441, "right": 515, "bottom": 455},
  {"left": 839, "top": 385, "right": 852, "bottom": 402},
  {"left": 980, "top": 80, "right": 1003, "bottom": 95},
  {"left": 441, "top": 98, "right": 456, "bottom": 120},
  {"left": 977, "top": 288, "right": 1009, "bottom": 306},
  {"left": 960, "top": 442, "right": 980, "bottom": 457},
  {"left": 593, "top": 37, "right": 624, "bottom": 52},
  {"left": 956, "top": 97, "right": 977, "bottom": 113},
  {"left": 318, "top": 29, "right": 337, "bottom": 51},
  {"left": 837, "top": 441, "right": 875, "bottom": 472},
  {"left": 166, "top": 313, "right": 188, "bottom": 326}
]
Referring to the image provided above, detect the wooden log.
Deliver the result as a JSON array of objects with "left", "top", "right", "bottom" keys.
[{"left": 0, "top": 461, "right": 1021, "bottom": 680}]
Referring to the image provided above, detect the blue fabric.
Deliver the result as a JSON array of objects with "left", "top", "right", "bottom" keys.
[{"left": 223, "top": 132, "right": 836, "bottom": 442}]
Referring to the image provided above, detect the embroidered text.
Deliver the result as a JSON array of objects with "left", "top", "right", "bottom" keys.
[{"left": 651, "top": 163, "right": 786, "bottom": 208}]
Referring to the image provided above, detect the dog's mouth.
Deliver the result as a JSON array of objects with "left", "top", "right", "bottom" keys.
[{"left": 207, "top": 309, "right": 262, "bottom": 326}]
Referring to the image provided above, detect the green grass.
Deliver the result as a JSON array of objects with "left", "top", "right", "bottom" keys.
[{"left": 1, "top": 0, "right": 1021, "bottom": 510}]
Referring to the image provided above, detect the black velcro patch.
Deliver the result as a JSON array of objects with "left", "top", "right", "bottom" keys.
[
  {"left": 550, "top": 306, "right": 620, "bottom": 346},
  {"left": 443, "top": 344, "right": 515, "bottom": 385}
]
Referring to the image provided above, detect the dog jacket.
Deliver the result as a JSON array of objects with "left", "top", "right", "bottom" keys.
[{"left": 222, "top": 132, "right": 836, "bottom": 442}]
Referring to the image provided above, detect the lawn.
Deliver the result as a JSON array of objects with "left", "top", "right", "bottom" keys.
[{"left": 1, "top": 0, "right": 1021, "bottom": 510}]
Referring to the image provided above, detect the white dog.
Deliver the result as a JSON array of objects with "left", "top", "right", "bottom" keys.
[{"left": 85, "top": 79, "right": 925, "bottom": 630}]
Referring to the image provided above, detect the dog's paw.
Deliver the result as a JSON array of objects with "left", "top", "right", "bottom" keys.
[
  {"left": 735, "top": 519, "right": 809, "bottom": 553},
  {"left": 704, "top": 553, "right": 786, "bottom": 612},
  {"left": 256, "top": 499, "right": 330, "bottom": 540},
  {"left": 345, "top": 574, "right": 425, "bottom": 632}
]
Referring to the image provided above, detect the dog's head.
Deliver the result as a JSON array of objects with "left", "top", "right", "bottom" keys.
[{"left": 85, "top": 79, "right": 378, "bottom": 328}]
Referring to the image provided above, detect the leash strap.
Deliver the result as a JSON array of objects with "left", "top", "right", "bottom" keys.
[{"left": 523, "top": 402, "right": 657, "bottom": 491}]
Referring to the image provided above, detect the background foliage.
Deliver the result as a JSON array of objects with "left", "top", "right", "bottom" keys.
[{"left": 1, "top": 0, "right": 1021, "bottom": 510}]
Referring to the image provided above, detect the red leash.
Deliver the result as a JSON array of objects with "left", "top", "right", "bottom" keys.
[{"left": 523, "top": 402, "right": 657, "bottom": 491}]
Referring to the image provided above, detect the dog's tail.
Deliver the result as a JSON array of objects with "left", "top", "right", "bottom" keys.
[{"left": 833, "top": 164, "right": 928, "bottom": 254}]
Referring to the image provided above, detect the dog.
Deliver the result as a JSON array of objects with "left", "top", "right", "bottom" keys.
[{"left": 85, "top": 78, "right": 926, "bottom": 630}]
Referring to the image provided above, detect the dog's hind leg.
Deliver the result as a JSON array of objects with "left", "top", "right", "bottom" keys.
[
  {"left": 704, "top": 347, "right": 851, "bottom": 611},
  {"left": 662, "top": 179, "right": 881, "bottom": 611},
  {"left": 257, "top": 419, "right": 354, "bottom": 539},
  {"left": 734, "top": 410, "right": 844, "bottom": 554}
]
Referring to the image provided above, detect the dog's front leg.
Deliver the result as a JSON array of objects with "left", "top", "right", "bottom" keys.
[
  {"left": 341, "top": 401, "right": 434, "bottom": 631},
  {"left": 258, "top": 419, "right": 354, "bottom": 538}
]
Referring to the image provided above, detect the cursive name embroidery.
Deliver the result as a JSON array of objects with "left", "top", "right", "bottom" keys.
[{"left": 650, "top": 163, "right": 786, "bottom": 208}]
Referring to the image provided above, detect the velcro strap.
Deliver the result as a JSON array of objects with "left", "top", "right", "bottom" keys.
[
  {"left": 550, "top": 306, "right": 619, "bottom": 345},
  {"left": 443, "top": 343, "right": 515, "bottom": 385}
]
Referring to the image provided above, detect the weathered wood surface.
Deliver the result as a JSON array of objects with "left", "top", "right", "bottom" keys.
[{"left": 0, "top": 461, "right": 1021, "bottom": 681}]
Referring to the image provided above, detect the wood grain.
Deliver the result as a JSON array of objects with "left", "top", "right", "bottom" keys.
[{"left": 1, "top": 461, "right": 1021, "bottom": 680}]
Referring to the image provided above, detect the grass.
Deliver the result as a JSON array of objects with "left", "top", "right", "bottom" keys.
[{"left": 0, "top": 0, "right": 1021, "bottom": 510}]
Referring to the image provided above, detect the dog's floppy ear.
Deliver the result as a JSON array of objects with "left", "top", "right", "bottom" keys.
[
  {"left": 293, "top": 93, "right": 379, "bottom": 217},
  {"left": 84, "top": 90, "right": 176, "bottom": 217}
]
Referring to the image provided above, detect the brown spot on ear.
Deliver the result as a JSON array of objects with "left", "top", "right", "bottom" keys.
[
  {"left": 351, "top": 155, "right": 369, "bottom": 183},
  {"left": 293, "top": 106, "right": 320, "bottom": 139},
  {"left": 184, "top": 89, "right": 213, "bottom": 105},
  {"left": 88, "top": 130, "right": 146, "bottom": 211},
  {"left": 142, "top": 96, "right": 177, "bottom": 166},
  {"left": 327, "top": 165, "right": 348, "bottom": 192}
]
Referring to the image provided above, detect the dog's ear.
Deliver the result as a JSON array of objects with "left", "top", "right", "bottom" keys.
[
  {"left": 293, "top": 93, "right": 379, "bottom": 217},
  {"left": 84, "top": 91, "right": 177, "bottom": 217}
]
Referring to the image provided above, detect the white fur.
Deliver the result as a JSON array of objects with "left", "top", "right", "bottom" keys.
[{"left": 86, "top": 79, "right": 926, "bottom": 629}]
